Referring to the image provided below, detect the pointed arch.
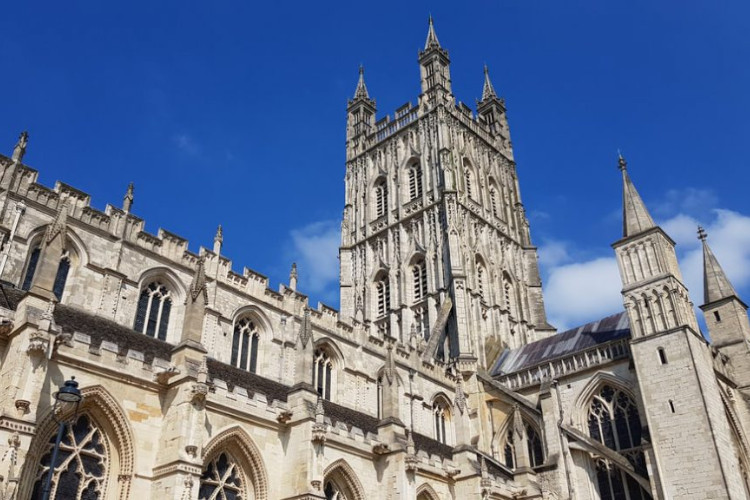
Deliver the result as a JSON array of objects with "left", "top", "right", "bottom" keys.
[
  {"left": 230, "top": 306, "right": 272, "bottom": 375},
  {"left": 416, "top": 483, "right": 440, "bottom": 500},
  {"left": 137, "top": 266, "right": 187, "bottom": 303},
  {"left": 201, "top": 425, "right": 269, "bottom": 500},
  {"left": 19, "top": 384, "right": 136, "bottom": 500},
  {"left": 323, "top": 459, "right": 366, "bottom": 500},
  {"left": 572, "top": 372, "right": 640, "bottom": 429}
]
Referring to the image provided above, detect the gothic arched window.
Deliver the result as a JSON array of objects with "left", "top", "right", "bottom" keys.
[
  {"left": 199, "top": 452, "right": 245, "bottom": 500},
  {"left": 588, "top": 385, "right": 651, "bottom": 500},
  {"left": 526, "top": 423, "right": 544, "bottom": 467},
  {"left": 314, "top": 348, "right": 334, "bottom": 400},
  {"left": 375, "top": 179, "right": 388, "bottom": 219},
  {"left": 31, "top": 414, "right": 108, "bottom": 500},
  {"left": 134, "top": 281, "right": 172, "bottom": 341},
  {"left": 408, "top": 163, "right": 423, "bottom": 200},
  {"left": 412, "top": 258, "right": 427, "bottom": 302},
  {"left": 503, "top": 428, "right": 516, "bottom": 469},
  {"left": 21, "top": 246, "right": 41, "bottom": 291},
  {"left": 376, "top": 276, "right": 390, "bottom": 317},
  {"left": 476, "top": 259, "right": 486, "bottom": 301},
  {"left": 433, "top": 398, "right": 451, "bottom": 445},
  {"left": 490, "top": 187, "right": 499, "bottom": 217},
  {"left": 465, "top": 170, "right": 474, "bottom": 199},
  {"left": 324, "top": 480, "right": 347, "bottom": 500},
  {"left": 231, "top": 317, "right": 260, "bottom": 374},
  {"left": 21, "top": 246, "right": 71, "bottom": 300}
]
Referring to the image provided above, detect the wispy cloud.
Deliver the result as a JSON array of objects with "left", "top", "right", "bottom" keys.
[
  {"left": 539, "top": 188, "right": 750, "bottom": 334},
  {"left": 172, "top": 133, "right": 200, "bottom": 156},
  {"left": 287, "top": 219, "right": 341, "bottom": 306}
]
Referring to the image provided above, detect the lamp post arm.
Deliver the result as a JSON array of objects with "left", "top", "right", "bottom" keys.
[{"left": 41, "top": 421, "right": 66, "bottom": 500}]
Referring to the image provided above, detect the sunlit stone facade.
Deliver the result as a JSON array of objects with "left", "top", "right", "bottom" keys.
[{"left": 0, "top": 19, "right": 749, "bottom": 500}]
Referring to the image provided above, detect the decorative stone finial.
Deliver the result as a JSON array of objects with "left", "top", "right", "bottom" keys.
[
  {"left": 214, "top": 224, "right": 223, "bottom": 244},
  {"left": 289, "top": 262, "right": 298, "bottom": 291},
  {"left": 123, "top": 182, "right": 134, "bottom": 213},
  {"left": 697, "top": 226, "right": 708, "bottom": 242},
  {"left": 425, "top": 15, "right": 441, "bottom": 49},
  {"left": 481, "top": 64, "right": 498, "bottom": 102},
  {"left": 618, "top": 152, "right": 627, "bottom": 171},
  {"left": 11, "top": 131, "right": 28, "bottom": 163}
]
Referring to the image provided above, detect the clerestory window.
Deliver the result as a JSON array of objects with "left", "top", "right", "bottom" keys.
[
  {"left": 231, "top": 317, "right": 260, "bottom": 374},
  {"left": 134, "top": 281, "right": 172, "bottom": 341},
  {"left": 313, "top": 348, "right": 333, "bottom": 400}
]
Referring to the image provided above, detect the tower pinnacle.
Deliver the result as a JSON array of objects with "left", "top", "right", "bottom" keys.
[
  {"left": 425, "top": 15, "right": 441, "bottom": 49},
  {"left": 353, "top": 65, "right": 370, "bottom": 100},
  {"left": 619, "top": 154, "right": 656, "bottom": 237},
  {"left": 700, "top": 227, "right": 739, "bottom": 304},
  {"left": 481, "top": 65, "right": 498, "bottom": 101}
]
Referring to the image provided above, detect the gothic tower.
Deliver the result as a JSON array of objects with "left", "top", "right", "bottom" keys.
[
  {"left": 338, "top": 19, "right": 553, "bottom": 371},
  {"left": 613, "top": 156, "right": 748, "bottom": 499}
]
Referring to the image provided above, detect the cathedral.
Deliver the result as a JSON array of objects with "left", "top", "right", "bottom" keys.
[{"left": 0, "top": 18, "right": 749, "bottom": 500}]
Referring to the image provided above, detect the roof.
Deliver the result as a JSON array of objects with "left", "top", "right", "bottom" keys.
[{"left": 491, "top": 311, "right": 630, "bottom": 376}]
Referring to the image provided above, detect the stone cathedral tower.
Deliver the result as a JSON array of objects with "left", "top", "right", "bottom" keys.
[{"left": 339, "top": 18, "right": 554, "bottom": 370}]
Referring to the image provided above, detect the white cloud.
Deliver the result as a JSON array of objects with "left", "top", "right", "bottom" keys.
[
  {"left": 543, "top": 257, "right": 622, "bottom": 332},
  {"left": 288, "top": 219, "right": 341, "bottom": 305},
  {"left": 539, "top": 205, "right": 750, "bottom": 334},
  {"left": 653, "top": 187, "right": 718, "bottom": 219},
  {"left": 173, "top": 133, "right": 199, "bottom": 155}
]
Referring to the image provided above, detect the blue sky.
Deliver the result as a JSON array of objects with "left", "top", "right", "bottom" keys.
[{"left": 2, "top": 1, "right": 749, "bottom": 333}]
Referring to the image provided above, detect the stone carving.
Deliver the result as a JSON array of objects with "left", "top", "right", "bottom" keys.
[{"left": 11, "top": 131, "right": 28, "bottom": 162}]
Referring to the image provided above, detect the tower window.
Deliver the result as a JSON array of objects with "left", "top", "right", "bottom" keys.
[
  {"left": 433, "top": 399, "right": 450, "bottom": 444},
  {"left": 657, "top": 347, "right": 667, "bottom": 365},
  {"left": 376, "top": 276, "right": 391, "bottom": 317},
  {"left": 231, "top": 317, "right": 260, "bottom": 373},
  {"left": 408, "top": 164, "right": 423, "bottom": 200},
  {"left": 412, "top": 259, "right": 427, "bottom": 301},
  {"left": 714, "top": 311, "right": 722, "bottom": 323},
  {"left": 134, "top": 281, "right": 172, "bottom": 341},
  {"left": 490, "top": 188, "right": 498, "bottom": 217},
  {"left": 52, "top": 251, "right": 71, "bottom": 300},
  {"left": 21, "top": 246, "right": 41, "bottom": 290},
  {"left": 465, "top": 170, "right": 474, "bottom": 199},
  {"left": 313, "top": 348, "right": 333, "bottom": 400},
  {"left": 375, "top": 180, "right": 388, "bottom": 218}
]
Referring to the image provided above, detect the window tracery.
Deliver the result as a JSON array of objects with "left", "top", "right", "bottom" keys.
[
  {"left": 375, "top": 180, "right": 388, "bottom": 218},
  {"left": 31, "top": 414, "right": 108, "bottom": 500},
  {"left": 408, "top": 163, "right": 423, "bottom": 200},
  {"left": 21, "top": 246, "right": 71, "bottom": 300},
  {"left": 199, "top": 452, "right": 245, "bottom": 500},
  {"left": 231, "top": 317, "right": 260, "bottom": 374},
  {"left": 433, "top": 399, "right": 450, "bottom": 445},
  {"left": 314, "top": 348, "right": 334, "bottom": 400},
  {"left": 324, "top": 480, "right": 348, "bottom": 500},
  {"left": 376, "top": 277, "right": 391, "bottom": 317},
  {"left": 587, "top": 384, "right": 651, "bottom": 500},
  {"left": 134, "top": 281, "right": 172, "bottom": 341},
  {"left": 412, "top": 259, "right": 427, "bottom": 301}
]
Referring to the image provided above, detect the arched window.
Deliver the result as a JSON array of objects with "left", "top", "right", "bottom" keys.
[
  {"left": 134, "top": 281, "right": 172, "bottom": 341},
  {"left": 526, "top": 423, "right": 544, "bottom": 467},
  {"left": 31, "top": 414, "right": 108, "bottom": 499},
  {"left": 433, "top": 398, "right": 451, "bottom": 445},
  {"left": 376, "top": 276, "right": 390, "bottom": 317},
  {"left": 376, "top": 375, "right": 384, "bottom": 420},
  {"left": 408, "top": 163, "right": 423, "bottom": 200},
  {"left": 490, "top": 187, "right": 499, "bottom": 217},
  {"left": 588, "top": 385, "right": 651, "bottom": 500},
  {"left": 21, "top": 246, "right": 41, "bottom": 290},
  {"left": 21, "top": 246, "right": 71, "bottom": 300},
  {"left": 412, "top": 258, "right": 427, "bottom": 301},
  {"left": 375, "top": 179, "right": 388, "bottom": 218},
  {"left": 503, "top": 428, "right": 516, "bottom": 469},
  {"left": 314, "top": 348, "right": 333, "bottom": 400},
  {"left": 413, "top": 306, "right": 428, "bottom": 340},
  {"left": 231, "top": 317, "right": 260, "bottom": 374},
  {"left": 199, "top": 452, "right": 245, "bottom": 500},
  {"left": 476, "top": 259, "right": 486, "bottom": 300},
  {"left": 465, "top": 169, "right": 474, "bottom": 199}
]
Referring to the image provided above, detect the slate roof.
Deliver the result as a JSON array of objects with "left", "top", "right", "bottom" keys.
[
  {"left": 206, "top": 357, "right": 289, "bottom": 403},
  {"left": 491, "top": 311, "right": 630, "bottom": 376}
]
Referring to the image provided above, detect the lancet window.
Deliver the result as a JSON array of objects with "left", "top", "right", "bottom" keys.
[
  {"left": 324, "top": 480, "right": 347, "bottom": 500},
  {"left": 412, "top": 258, "right": 428, "bottom": 301},
  {"left": 588, "top": 385, "right": 651, "bottom": 500},
  {"left": 476, "top": 259, "right": 486, "bottom": 300},
  {"left": 465, "top": 170, "right": 474, "bottom": 199},
  {"left": 503, "top": 422, "right": 544, "bottom": 469},
  {"left": 376, "top": 276, "right": 391, "bottom": 317},
  {"left": 433, "top": 398, "right": 451, "bottom": 445},
  {"left": 31, "top": 414, "right": 108, "bottom": 500},
  {"left": 314, "top": 348, "right": 334, "bottom": 400},
  {"left": 231, "top": 317, "right": 260, "bottom": 374},
  {"left": 408, "top": 163, "right": 423, "bottom": 200},
  {"left": 375, "top": 179, "right": 388, "bottom": 218},
  {"left": 199, "top": 452, "right": 245, "bottom": 500},
  {"left": 21, "top": 246, "right": 71, "bottom": 301},
  {"left": 134, "top": 281, "right": 172, "bottom": 341}
]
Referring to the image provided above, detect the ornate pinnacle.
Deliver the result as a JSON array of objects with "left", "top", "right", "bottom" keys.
[
  {"left": 11, "top": 131, "right": 28, "bottom": 163},
  {"left": 425, "top": 15, "right": 441, "bottom": 49},
  {"left": 290, "top": 262, "right": 298, "bottom": 280},
  {"left": 697, "top": 226, "right": 708, "bottom": 242},
  {"left": 123, "top": 182, "right": 134, "bottom": 212},
  {"left": 353, "top": 65, "right": 370, "bottom": 100},
  {"left": 481, "top": 64, "right": 498, "bottom": 101},
  {"left": 617, "top": 151, "right": 627, "bottom": 171},
  {"left": 214, "top": 224, "right": 223, "bottom": 244}
]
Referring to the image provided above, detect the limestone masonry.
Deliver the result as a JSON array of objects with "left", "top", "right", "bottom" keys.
[{"left": 0, "top": 18, "right": 749, "bottom": 500}]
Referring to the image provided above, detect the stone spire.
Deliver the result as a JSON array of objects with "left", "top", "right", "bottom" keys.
[
  {"left": 481, "top": 65, "right": 498, "bottom": 101},
  {"left": 424, "top": 14, "right": 441, "bottom": 49},
  {"left": 11, "top": 131, "right": 28, "bottom": 163},
  {"left": 123, "top": 183, "right": 134, "bottom": 213},
  {"left": 699, "top": 227, "right": 739, "bottom": 304},
  {"left": 213, "top": 225, "right": 223, "bottom": 255},
  {"left": 619, "top": 154, "right": 655, "bottom": 238},
  {"left": 353, "top": 65, "right": 370, "bottom": 100}
]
